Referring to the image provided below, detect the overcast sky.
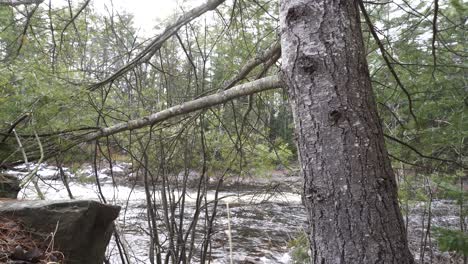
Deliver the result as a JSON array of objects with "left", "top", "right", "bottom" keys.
[
  {"left": 92, "top": 0, "right": 177, "bottom": 35},
  {"left": 51, "top": 0, "right": 204, "bottom": 36}
]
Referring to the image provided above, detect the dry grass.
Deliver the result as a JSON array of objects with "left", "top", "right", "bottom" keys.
[{"left": 0, "top": 216, "right": 64, "bottom": 263}]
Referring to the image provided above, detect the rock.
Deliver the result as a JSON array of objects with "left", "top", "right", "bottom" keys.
[
  {"left": 75, "top": 162, "right": 132, "bottom": 184},
  {"left": 0, "top": 200, "right": 120, "bottom": 264},
  {"left": 0, "top": 173, "right": 20, "bottom": 198},
  {"left": 100, "top": 163, "right": 130, "bottom": 178},
  {"left": 35, "top": 164, "right": 60, "bottom": 180},
  {"left": 177, "top": 170, "right": 201, "bottom": 186},
  {"left": 241, "top": 256, "right": 263, "bottom": 264}
]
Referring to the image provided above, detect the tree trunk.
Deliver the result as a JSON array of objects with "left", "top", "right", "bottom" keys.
[{"left": 280, "top": 0, "right": 414, "bottom": 263}]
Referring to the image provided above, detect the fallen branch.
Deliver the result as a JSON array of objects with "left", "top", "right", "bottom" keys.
[{"left": 83, "top": 75, "right": 282, "bottom": 141}]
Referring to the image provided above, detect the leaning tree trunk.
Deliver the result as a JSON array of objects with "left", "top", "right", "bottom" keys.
[{"left": 280, "top": 0, "right": 414, "bottom": 263}]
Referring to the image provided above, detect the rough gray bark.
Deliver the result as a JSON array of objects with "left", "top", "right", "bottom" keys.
[{"left": 280, "top": 0, "right": 414, "bottom": 263}]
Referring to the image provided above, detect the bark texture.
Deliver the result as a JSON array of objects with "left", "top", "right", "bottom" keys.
[{"left": 280, "top": 0, "right": 414, "bottom": 263}]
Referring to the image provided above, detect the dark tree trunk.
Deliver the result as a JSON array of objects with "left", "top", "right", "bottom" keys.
[{"left": 280, "top": 0, "right": 414, "bottom": 263}]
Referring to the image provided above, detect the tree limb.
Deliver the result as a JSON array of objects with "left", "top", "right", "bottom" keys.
[
  {"left": 89, "top": 0, "right": 226, "bottom": 91},
  {"left": 83, "top": 75, "right": 282, "bottom": 141},
  {"left": 0, "top": 0, "right": 43, "bottom": 6},
  {"left": 384, "top": 133, "right": 466, "bottom": 169},
  {"left": 358, "top": 0, "right": 419, "bottom": 125},
  {"left": 431, "top": 0, "right": 439, "bottom": 76},
  {"left": 16, "top": 3, "right": 40, "bottom": 56},
  {"left": 221, "top": 41, "right": 280, "bottom": 90},
  {"left": 58, "top": 0, "right": 90, "bottom": 54},
  {"left": 1, "top": 113, "right": 29, "bottom": 143}
]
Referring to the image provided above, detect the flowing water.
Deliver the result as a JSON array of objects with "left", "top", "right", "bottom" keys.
[
  {"left": 8, "top": 163, "right": 306, "bottom": 263},
  {"left": 4, "top": 163, "right": 466, "bottom": 263}
]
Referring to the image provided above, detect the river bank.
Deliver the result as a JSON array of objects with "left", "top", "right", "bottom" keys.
[{"left": 3, "top": 162, "right": 466, "bottom": 263}]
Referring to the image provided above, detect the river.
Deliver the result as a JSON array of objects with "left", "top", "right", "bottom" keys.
[{"left": 5, "top": 163, "right": 466, "bottom": 263}]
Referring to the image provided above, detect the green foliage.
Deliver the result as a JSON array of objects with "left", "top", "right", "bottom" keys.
[
  {"left": 288, "top": 232, "right": 311, "bottom": 264},
  {"left": 398, "top": 172, "right": 467, "bottom": 210},
  {"left": 0, "top": 0, "right": 464, "bottom": 188},
  {"left": 449, "top": 0, "right": 467, "bottom": 14},
  {"left": 397, "top": 171, "right": 468, "bottom": 259},
  {"left": 75, "top": 173, "right": 95, "bottom": 184},
  {"left": 247, "top": 140, "right": 293, "bottom": 176},
  {"left": 431, "top": 172, "right": 468, "bottom": 204},
  {"left": 365, "top": 1, "right": 467, "bottom": 172},
  {"left": 398, "top": 174, "right": 430, "bottom": 203},
  {"left": 433, "top": 227, "right": 468, "bottom": 256}
]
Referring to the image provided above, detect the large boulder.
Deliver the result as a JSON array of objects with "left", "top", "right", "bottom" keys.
[
  {"left": 0, "top": 173, "right": 20, "bottom": 198},
  {"left": 0, "top": 200, "right": 120, "bottom": 264}
]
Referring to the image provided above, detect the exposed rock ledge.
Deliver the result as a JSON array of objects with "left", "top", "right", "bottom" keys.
[
  {"left": 0, "top": 200, "right": 120, "bottom": 264},
  {"left": 0, "top": 173, "right": 20, "bottom": 198}
]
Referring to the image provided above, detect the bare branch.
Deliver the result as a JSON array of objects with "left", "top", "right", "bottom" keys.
[
  {"left": 431, "top": 0, "right": 439, "bottom": 76},
  {"left": 16, "top": 3, "right": 40, "bottom": 56},
  {"left": 384, "top": 133, "right": 466, "bottom": 169},
  {"left": 1, "top": 113, "right": 29, "bottom": 143},
  {"left": 58, "top": 0, "right": 90, "bottom": 53},
  {"left": 0, "top": 0, "right": 43, "bottom": 6},
  {"left": 12, "top": 129, "right": 28, "bottom": 163},
  {"left": 83, "top": 75, "right": 282, "bottom": 141},
  {"left": 89, "top": 0, "right": 226, "bottom": 91},
  {"left": 221, "top": 41, "right": 280, "bottom": 90},
  {"left": 359, "top": 0, "right": 419, "bottom": 125}
]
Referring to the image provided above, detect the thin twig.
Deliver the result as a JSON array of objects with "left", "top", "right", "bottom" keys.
[
  {"left": 431, "top": 0, "right": 439, "bottom": 78},
  {"left": 359, "top": 0, "right": 419, "bottom": 125},
  {"left": 384, "top": 133, "right": 466, "bottom": 169}
]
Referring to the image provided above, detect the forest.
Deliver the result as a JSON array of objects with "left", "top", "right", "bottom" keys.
[{"left": 0, "top": 0, "right": 466, "bottom": 263}]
